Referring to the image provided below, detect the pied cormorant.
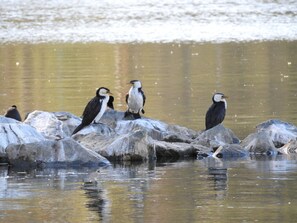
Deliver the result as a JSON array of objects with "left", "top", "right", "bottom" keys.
[
  {"left": 205, "top": 93, "right": 228, "bottom": 130},
  {"left": 4, "top": 105, "right": 22, "bottom": 121},
  {"left": 72, "top": 87, "right": 112, "bottom": 135},
  {"left": 124, "top": 80, "right": 146, "bottom": 119}
]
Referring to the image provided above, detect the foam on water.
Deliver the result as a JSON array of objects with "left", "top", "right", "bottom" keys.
[{"left": 1, "top": 0, "right": 297, "bottom": 43}]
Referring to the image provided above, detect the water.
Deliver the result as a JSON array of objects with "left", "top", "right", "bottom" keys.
[
  {"left": 1, "top": 157, "right": 297, "bottom": 222},
  {"left": 0, "top": 0, "right": 297, "bottom": 43},
  {"left": 1, "top": 0, "right": 297, "bottom": 222}
]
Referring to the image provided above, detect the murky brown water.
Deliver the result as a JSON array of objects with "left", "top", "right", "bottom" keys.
[{"left": 1, "top": 41, "right": 297, "bottom": 138}]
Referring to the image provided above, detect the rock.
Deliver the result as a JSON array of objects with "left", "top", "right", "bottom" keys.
[
  {"left": 73, "top": 110, "right": 201, "bottom": 161},
  {"left": 195, "top": 124, "right": 240, "bottom": 148},
  {"left": 6, "top": 137, "right": 110, "bottom": 168},
  {"left": 241, "top": 119, "right": 297, "bottom": 155},
  {"left": 278, "top": 140, "right": 297, "bottom": 155},
  {"left": 241, "top": 131, "right": 277, "bottom": 154},
  {"left": 0, "top": 116, "right": 45, "bottom": 155},
  {"left": 24, "top": 110, "right": 81, "bottom": 139},
  {"left": 151, "top": 140, "right": 210, "bottom": 160},
  {"left": 211, "top": 144, "right": 248, "bottom": 158},
  {"left": 256, "top": 119, "right": 297, "bottom": 147}
]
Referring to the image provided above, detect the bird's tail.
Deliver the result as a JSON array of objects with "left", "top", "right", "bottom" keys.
[
  {"left": 72, "top": 123, "right": 85, "bottom": 135},
  {"left": 124, "top": 110, "right": 141, "bottom": 119}
]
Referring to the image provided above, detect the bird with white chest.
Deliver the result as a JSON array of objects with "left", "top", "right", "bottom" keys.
[
  {"left": 205, "top": 93, "right": 228, "bottom": 130},
  {"left": 125, "top": 80, "right": 146, "bottom": 119},
  {"left": 72, "top": 87, "right": 113, "bottom": 135}
]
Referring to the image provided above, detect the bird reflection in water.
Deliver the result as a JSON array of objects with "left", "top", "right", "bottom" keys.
[
  {"left": 204, "top": 158, "right": 228, "bottom": 199},
  {"left": 82, "top": 181, "right": 106, "bottom": 220}
]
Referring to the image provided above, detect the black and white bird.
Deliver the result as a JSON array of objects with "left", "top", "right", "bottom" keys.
[
  {"left": 205, "top": 93, "right": 228, "bottom": 130},
  {"left": 72, "top": 87, "right": 112, "bottom": 135},
  {"left": 4, "top": 105, "right": 22, "bottom": 121},
  {"left": 124, "top": 80, "right": 146, "bottom": 119}
]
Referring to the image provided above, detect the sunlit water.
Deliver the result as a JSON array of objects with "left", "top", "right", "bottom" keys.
[
  {"left": 0, "top": 0, "right": 297, "bottom": 43},
  {"left": 1, "top": 0, "right": 297, "bottom": 222}
]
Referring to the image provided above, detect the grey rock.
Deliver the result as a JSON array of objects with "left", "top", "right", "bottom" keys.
[
  {"left": 196, "top": 124, "right": 240, "bottom": 148},
  {"left": 241, "top": 119, "right": 297, "bottom": 155},
  {"left": 256, "top": 119, "right": 297, "bottom": 147},
  {"left": 0, "top": 116, "right": 45, "bottom": 155},
  {"left": 278, "top": 140, "right": 297, "bottom": 154},
  {"left": 73, "top": 110, "right": 201, "bottom": 161},
  {"left": 6, "top": 137, "right": 110, "bottom": 168},
  {"left": 241, "top": 131, "right": 277, "bottom": 154},
  {"left": 24, "top": 110, "right": 81, "bottom": 140},
  {"left": 212, "top": 144, "right": 248, "bottom": 158}
]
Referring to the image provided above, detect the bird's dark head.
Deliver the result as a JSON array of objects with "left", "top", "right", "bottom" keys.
[
  {"left": 96, "top": 87, "right": 112, "bottom": 96},
  {"left": 129, "top": 80, "right": 142, "bottom": 88},
  {"left": 212, "top": 93, "right": 228, "bottom": 104},
  {"left": 11, "top": 105, "right": 17, "bottom": 109}
]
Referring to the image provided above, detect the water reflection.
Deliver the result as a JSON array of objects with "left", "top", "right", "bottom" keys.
[{"left": 1, "top": 157, "right": 297, "bottom": 222}]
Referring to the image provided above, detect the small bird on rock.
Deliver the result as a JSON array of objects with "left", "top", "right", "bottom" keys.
[{"left": 4, "top": 105, "right": 22, "bottom": 121}]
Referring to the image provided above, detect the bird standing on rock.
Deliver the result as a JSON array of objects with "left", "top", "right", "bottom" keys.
[
  {"left": 125, "top": 80, "right": 146, "bottom": 119},
  {"left": 205, "top": 93, "right": 228, "bottom": 130},
  {"left": 72, "top": 87, "right": 113, "bottom": 135},
  {"left": 4, "top": 105, "right": 22, "bottom": 121}
]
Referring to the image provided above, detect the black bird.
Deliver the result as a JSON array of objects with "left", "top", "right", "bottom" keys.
[
  {"left": 4, "top": 105, "right": 22, "bottom": 121},
  {"left": 72, "top": 87, "right": 112, "bottom": 135},
  {"left": 205, "top": 93, "right": 228, "bottom": 130},
  {"left": 124, "top": 80, "right": 146, "bottom": 119}
]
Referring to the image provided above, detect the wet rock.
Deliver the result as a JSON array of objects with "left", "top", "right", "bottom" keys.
[
  {"left": 24, "top": 110, "right": 81, "bottom": 140},
  {"left": 151, "top": 141, "right": 210, "bottom": 159},
  {"left": 0, "top": 116, "right": 45, "bottom": 155},
  {"left": 6, "top": 137, "right": 110, "bottom": 168}
]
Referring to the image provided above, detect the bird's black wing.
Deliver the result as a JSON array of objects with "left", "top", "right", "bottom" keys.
[
  {"left": 107, "top": 96, "right": 114, "bottom": 109},
  {"left": 139, "top": 88, "right": 146, "bottom": 114},
  {"left": 140, "top": 89, "right": 146, "bottom": 106},
  {"left": 205, "top": 103, "right": 225, "bottom": 130},
  {"left": 125, "top": 93, "right": 129, "bottom": 105},
  {"left": 81, "top": 97, "right": 101, "bottom": 125}
]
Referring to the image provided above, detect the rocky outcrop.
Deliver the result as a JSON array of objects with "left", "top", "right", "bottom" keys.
[
  {"left": 0, "top": 114, "right": 110, "bottom": 167},
  {"left": 7, "top": 111, "right": 297, "bottom": 168}
]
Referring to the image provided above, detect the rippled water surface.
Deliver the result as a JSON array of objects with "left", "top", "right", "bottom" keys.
[
  {"left": 1, "top": 157, "right": 297, "bottom": 222},
  {"left": 1, "top": 0, "right": 297, "bottom": 222},
  {"left": 1, "top": 0, "right": 297, "bottom": 43}
]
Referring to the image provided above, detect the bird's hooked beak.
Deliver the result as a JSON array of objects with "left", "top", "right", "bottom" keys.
[{"left": 222, "top": 95, "right": 228, "bottom": 99}]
